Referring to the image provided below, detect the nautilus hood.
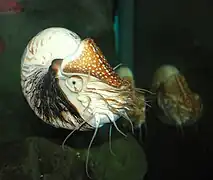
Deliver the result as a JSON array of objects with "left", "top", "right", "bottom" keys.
[{"left": 60, "top": 38, "right": 124, "bottom": 88}]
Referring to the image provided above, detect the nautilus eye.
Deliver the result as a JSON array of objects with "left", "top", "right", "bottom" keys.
[{"left": 66, "top": 75, "right": 83, "bottom": 93}]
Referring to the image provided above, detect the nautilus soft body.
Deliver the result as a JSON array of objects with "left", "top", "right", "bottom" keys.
[
  {"left": 151, "top": 65, "right": 203, "bottom": 126},
  {"left": 21, "top": 27, "right": 137, "bottom": 131}
]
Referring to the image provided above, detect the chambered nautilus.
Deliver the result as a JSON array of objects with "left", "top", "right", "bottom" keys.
[
  {"left": 20, "top": 27, "right": 146, "bottom": 177},
  {"left": 151, "top": 65, "right": 203, "bottom": 127}
]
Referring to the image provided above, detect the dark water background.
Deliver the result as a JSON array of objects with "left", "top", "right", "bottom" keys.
[
  {"left": 0, "top": 0, "right": 213, "bottom": 180},
  {"left": 135, "top": 0, "right": 213, "bottom": 179}
]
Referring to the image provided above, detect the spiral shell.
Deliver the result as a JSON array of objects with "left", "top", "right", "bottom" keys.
[
  {"left": 151, "top": 64, "right": 180, "bottom": 91},
  {"left": 151, "top": 64, "right": 202, "bottom": 126},
  {"left": 21, "top": 27, "right": 81, "bottom": 67},
  {"left": 21, "top": 27, "right": 86, "bottom": 129},
  {"left": 20, "top": 27, "right": 136, "bottom": 131}
]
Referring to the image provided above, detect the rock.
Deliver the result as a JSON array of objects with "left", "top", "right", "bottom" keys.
[
  {"left": 86, "top": 133, "right": 147, "bottom": 180},
  {"left": 0, "top": 137, "right": 90, "bottom": 180},
  {"left": 0, "top": 134, "right": 147, "bottom": 180}
]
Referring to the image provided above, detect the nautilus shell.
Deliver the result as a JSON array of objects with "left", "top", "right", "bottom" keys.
[
  {"left": 21, "top": 27, "right": 139, "bottom": 131},
  {"left": 152, "top": 65, "right": 203, "bottom": 126}
]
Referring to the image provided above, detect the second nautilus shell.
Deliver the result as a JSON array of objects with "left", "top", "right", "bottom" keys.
[{"left": 151, "top": 64, "right": 203, "bottom": 126}]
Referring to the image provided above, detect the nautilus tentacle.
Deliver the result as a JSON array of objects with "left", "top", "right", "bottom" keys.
[
  {"left": 58, "top": 38, "right": 143, "bottom": 129},
  {"left": 115, "top": 66, "right": 148, "bottom": 130},
  {"left": 151, "top": 64, "right": 203, "bottom": 126}
]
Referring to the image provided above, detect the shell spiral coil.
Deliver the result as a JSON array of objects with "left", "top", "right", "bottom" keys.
[{"left": 21, "top": 27, "right": 137, "bottom": 131}]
